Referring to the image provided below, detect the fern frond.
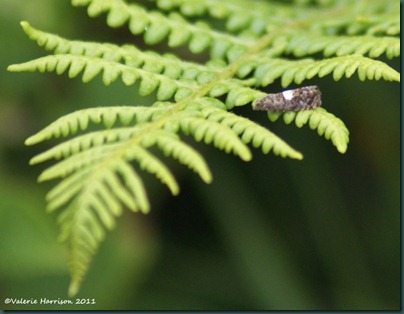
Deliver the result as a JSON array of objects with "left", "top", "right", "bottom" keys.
[
  {"left": 72, "top": 0, "right": 251, "bottom": 60},
  {"left": 25, "top": 106, "right": 164, "bottom": 146},
  {"left": 281, "top": 34, "right": 400, "bottom": 59},
  {"left": 26, "top": 97, "right": 307, "bottom": 297},
  {"left": 267, "top": 107, "right": 349, "bottom": 154},
  {"left": 152, "top": 131, "right": 213, "bottom": 183},
  {"left": 54, "top": 158, "right": 150, "bottom": 297},
  {"left": 8, "top": 0, "right": 400, "bottom": 298},
  {"left": 366, "top": 18, "right": 400, "bottom": 36},
  {"left": 177, "top": 115, "right": 253, "bottom": 161},
  {"left": 155, "top": 0, "right": 294, "bottom": 35},
  {"left": 253, "top": 55, "right": 400, "bottom": 87},
  {"left": 8, "top": 55, "right": 264, "bottom": 111},
  {"left": 10, "top": 22, "right": 267, "bottom": 110},
  {"left": 303, "top": 0, "right": 399, "bottom": 36},
  {"left": 201, "top": 106, "right": 303, "bottom": 159},
  {"left": 8, "top": 54, "right": 200, "bottom": 99},
  {"left": 18, "top": 21, "right": 228, "bottom": 81}
]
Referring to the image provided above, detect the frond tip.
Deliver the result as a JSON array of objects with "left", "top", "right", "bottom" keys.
[{"left": 268, "top": 108, "right": 350, "bottom": 154}]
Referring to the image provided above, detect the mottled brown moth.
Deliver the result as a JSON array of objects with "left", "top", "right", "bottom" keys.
[{"left": 254, "top": 85, "right": 322, "bottom": 112}]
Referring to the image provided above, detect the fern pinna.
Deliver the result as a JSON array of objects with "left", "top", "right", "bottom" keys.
[{"left": 8, "top": 0, "right": 399, "bottom": 297}]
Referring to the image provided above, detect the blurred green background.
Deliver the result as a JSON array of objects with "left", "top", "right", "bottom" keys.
[{"left": 0, "top": 0, "right": 400, "bottom": 310}]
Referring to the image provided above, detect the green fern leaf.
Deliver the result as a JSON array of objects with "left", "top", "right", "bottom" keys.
[
  {"left": 282, "top": 34, "right": 400, "bottom": 59},
  {"left": 155, "top": 0, "right": 290, "bottom": 35},
  {"left": 253, "top": 55, "right": 400, "bottom": 87},
  {"left": 268, "top": 108, "right": 349, "bottom": 154},
  {"left": 201, "top": 106, "right": 303, "bottom": 159},
  {"left": 72, "top": 0, "right": 249, "bottom": 60},
  {"left": 8, "top": 54, "right": 195, "bottom": 96},
  {"left": 178, "top": 116, "right": 253, "bottom": 160},
  {"left": 57, "top": 159, "right": 150, "bottom": 297},
  {"left": 25, "top": 106, "right": 163, "bottom": 146},
  {"left": 153, "top": 131, "right": 213, "bottom": 183}
]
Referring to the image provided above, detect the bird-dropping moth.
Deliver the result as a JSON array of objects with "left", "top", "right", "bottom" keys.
[{"left": 254, "top": 85, "right": 322, "bottom": 112}]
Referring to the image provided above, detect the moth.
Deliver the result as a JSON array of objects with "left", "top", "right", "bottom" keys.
[{"left": 254, "top": 85, "right": 322, "bottom": 112}]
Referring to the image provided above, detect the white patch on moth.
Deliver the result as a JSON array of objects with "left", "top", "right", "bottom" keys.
[{"left": 282, "top": 90, "right": 294, "bottom": 100}]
